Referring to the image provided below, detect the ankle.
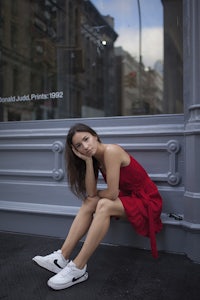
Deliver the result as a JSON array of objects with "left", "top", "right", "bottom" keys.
[
  {"left": 72, "top": 259, "right": 86, "bottom": 270},
  {"left": 61, "top": 250, "right": 69, "bottom": 262}
]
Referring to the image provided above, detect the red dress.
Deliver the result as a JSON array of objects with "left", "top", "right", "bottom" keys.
[{"left": 100, "top": 155, "right": 163, "bottom": 258}]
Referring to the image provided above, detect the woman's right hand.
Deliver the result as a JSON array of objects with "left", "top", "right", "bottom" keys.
[{"left": 72, "top": 146, "right": 92, "bottom": 162}]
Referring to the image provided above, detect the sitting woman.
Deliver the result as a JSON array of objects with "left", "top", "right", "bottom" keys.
[{"left": 33, "top": 123, "right": 163, "bottom": 290}]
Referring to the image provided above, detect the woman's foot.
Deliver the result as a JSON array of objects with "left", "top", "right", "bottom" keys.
[
  {"left": 47, "top": 261, "right": 88, "bottom": 290},
  {"left": 32, "top": 250, "right": 69, "bottom": 273}
]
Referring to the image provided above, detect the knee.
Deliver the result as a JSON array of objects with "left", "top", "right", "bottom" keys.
[
  {"left": 95, "top": 198, "right": 110, "bottom": 215},
  {"left": 80, "top": 196, "right": 99, "bottom": 215}
]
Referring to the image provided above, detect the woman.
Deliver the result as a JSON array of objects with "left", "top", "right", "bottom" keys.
[{"left": 33, "top": 123, "right": 163, "bottom": 290}]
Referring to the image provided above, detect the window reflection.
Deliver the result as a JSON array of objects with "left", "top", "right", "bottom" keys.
[{"left": 0, "top": 0, "right": 182, "bottom": 121}]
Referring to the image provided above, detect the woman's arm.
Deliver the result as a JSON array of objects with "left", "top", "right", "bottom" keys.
[
  {"left": 98, "top": 145, "right": 123, "bottom": 200},
  {"left": 72, "top": 147, "right": 97, "bottom": 197},
  {"left": 85, "top": 158, "right": 98, "bottom": 197}
]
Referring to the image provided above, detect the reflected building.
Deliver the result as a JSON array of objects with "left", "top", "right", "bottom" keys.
[
  {"left": 162, "top": 0, "right": 183, "bottom": 113},
  {"left": 0, "top": 0, "right": 164, "bottom": 121},
  {"left": 0, "top": 0, "right": 58, "bottom": 121},
  {"left": 57, "top": 0, "right": 118, "bottom": 118},
  {"left": 0, "top": 0, "right": 118, "bottom": 121},
  {"left": 115, "top": 47, "right": 163, "bottom": 116},
  {"left": 142, "top": 68, "right": 163, "bottom": 114},
  {"left": 115, "top": 47, "right": 139, "bottom": 116}
]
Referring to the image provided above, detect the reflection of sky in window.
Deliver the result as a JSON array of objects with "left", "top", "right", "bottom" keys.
[{"left": 91, "top": 0, "right": 163, "bottom": 68}]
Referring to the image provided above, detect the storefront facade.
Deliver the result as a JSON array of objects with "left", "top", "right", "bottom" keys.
[{"left": 0, "top": 0, "right": 200, "bottom": 262}]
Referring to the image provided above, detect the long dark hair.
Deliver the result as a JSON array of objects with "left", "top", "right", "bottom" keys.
[{"left": 65, "top": 123, "right": 101, "bottom": 198}]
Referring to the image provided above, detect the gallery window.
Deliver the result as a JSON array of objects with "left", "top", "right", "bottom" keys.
[{"left": 0, "top": 0, "right": 182, "bottom": 121}]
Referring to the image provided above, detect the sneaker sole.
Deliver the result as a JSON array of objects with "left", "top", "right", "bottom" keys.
[
  {"left": 47, "top": 272, "right": 89, "bottom": 290},
  {"left": 32, "top": 257, "right": 62, "bottom": 274}
]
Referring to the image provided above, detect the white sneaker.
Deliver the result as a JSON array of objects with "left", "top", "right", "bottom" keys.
[
  {"left": 47, "top": 261, "right": 88, "bottom": 290},
  {"left": 32, "top": 250, "right": 69, "bottom": 273}
]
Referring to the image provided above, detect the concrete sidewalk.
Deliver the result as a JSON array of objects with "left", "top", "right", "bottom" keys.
[{"left": 0, "top": 232, "right": 200, "bottom": 300}]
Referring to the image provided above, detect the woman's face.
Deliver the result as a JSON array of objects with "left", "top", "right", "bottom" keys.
[{"left": 72, "top": 131, "right": 98, "bottom": 156}]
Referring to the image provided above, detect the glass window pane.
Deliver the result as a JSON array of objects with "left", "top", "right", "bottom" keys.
[{"left": 0, "top": 0, "right": 182, "bottom": 122}]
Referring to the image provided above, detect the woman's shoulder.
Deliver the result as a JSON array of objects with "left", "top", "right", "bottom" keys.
[
  {"left": 102, "top": 144, "right": 123, "bottom": 161},
  {"left": 104, "top": 144, "right": 124, "bottom": 154},
  {"left": 104, "top": 144, "right": 130, "bottom": 166}
]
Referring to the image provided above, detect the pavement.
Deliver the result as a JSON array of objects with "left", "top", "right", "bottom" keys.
[{"left": 0, "top": 231, "right": 200, "bottom": 300}]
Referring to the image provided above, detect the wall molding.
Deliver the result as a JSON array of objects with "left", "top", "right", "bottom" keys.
[
  {"left": 1, "top": 200, "right": 200, "bottom": 232},
  {"left": 0, "top": 139, "right": 181, "bottom": 185},
  {"left": 121, "top": 139, "right": 181, "bottom": 185},
  {"left": 0, "top": 141, "right": 64, "bottom": 181},
  {"left": 0, "top": 200, "right": 78, "bottom": 216}
]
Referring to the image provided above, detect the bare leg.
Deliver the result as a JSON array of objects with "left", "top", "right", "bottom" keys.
[
  {"left": 73, "top": 198, "right": 126, "bottom": 269},
  {"left": 61, "top": 196, "right": 99, "bottom": 259}
]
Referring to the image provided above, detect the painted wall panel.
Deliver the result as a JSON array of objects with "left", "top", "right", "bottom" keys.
[{"left": 0, "top": 115, "right": 190, "bottom": 259}]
